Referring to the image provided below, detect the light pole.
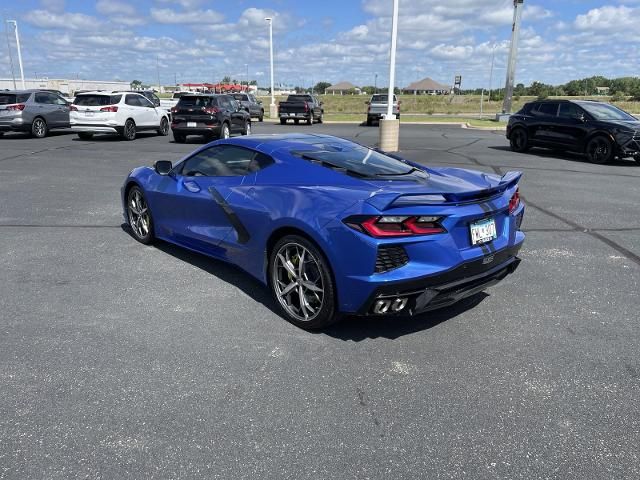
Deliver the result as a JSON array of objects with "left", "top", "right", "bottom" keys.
[
  {"left": 378, "top": 0, "right": 400, "bottom": 152},
  {"left": 265, "top": 17, "right": 276, "bottom": 118},
  {"left": 7, "top": 20, "right": 25, "bottom": 90},
  {"left": 488, "top": 42, "right": 497, "bottom": 103},
  {"left": 244, "top": 63, "right": 248, "bottom": 91},
  {"left": 4, "top": 20, "right": 16, "bottom": 89},
  {"left": 501, "top": 0, "right": 524, "bottom": 115},
  {"left": 374, "top": 73, "right": 378, "bottom": 94}
]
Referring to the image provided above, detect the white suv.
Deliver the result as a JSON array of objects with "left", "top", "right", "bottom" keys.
[{"left": 70, "top": 91, "right": 170, "bottom": 141}]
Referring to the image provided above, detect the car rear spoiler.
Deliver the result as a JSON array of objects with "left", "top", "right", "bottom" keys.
[{"left": 365, "top": 171, "right": 522, "bottom": 211}]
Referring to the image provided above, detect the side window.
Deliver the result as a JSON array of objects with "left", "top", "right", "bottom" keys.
[
  {"left": 179, "top": 145, "right": 257, "bottom": 177},
  {"left": 249, "top": 152, "right": 274, "bottom": 173},
  {"left": 536, "top": 103, "right": 559, "bottom": 117},
  {"left": 125, "top": 94, "right": 141, "bottom": 107},
  {"left": 53, "top": 95, "right": 67, "bottom": 105},
  {"left": 559, "top": 103, "right": 582, "bottom": 119},
  {"left": 35, "top": 92, "right": 51, "bottom": 104},
  {"left": 220, "top": 97, "right": 232, "bottom": 110},
  {"left": 138, "top": 95, "right": 154, "bottom": 108}
]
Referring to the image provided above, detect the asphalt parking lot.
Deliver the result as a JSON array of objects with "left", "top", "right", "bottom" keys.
[{"left": 1, "top": 123, "right": 639, "bottom": 479}]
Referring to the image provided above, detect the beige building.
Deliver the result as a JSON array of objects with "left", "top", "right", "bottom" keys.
[{"left": 0, "top": 78, "right": 130, "bottom": 94}]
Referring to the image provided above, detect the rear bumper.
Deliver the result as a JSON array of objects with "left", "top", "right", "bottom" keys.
[
  {"left": 280, "top": 112, "right": 311, "bottom": 119},
  {"left": 356, "top": 242, "right": 523, "bottom": 316},
  {"left": 171, "top": 124, "right": 221, "bottom": 136},
  {"left": 0, "top": 118, "right": 28, "bottom": 132},
  {"left": 71, "top": 124, "right": 120, "bottom": 134}
]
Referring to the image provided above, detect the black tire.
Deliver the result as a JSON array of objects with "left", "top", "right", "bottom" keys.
[
  {"left": 585, "top": 135, "right": 614, "bottom": 164},
  {"left": 366, "top": 117, "right": 373, "bottom": 127},
  {"left": 259, "top": 110, "right": 264, "bottom": 122},
  {"left": 280, "top": 118, "right": 286, "bottom": 125},
  {"left": 219, "top": 122, "right": 230, "bottom": 139},
  {"left": 268, "top": 234, "right": 339, "bottom": 330},
  {"left": 243, "top": 121, "right": 251, "bottom": 136},
  {"left": 122, "top": 119, "right": 136, "bottom": 141},
  {"left": 294, "top": 119, "right": 300, "bottom": 125},
  {"left": 157, "top": 117, "right": 169, "bottom": 136},
  {"left": 318, "top": 112, "right": 324, "bottom": 124},
  {"left": 509, "top": 127, "right": 529, "bottom": 153},
  {"left": 31, "top": 117, "right": 48, "bottom": 138},
  {"left": 0, "top": 132, "right": 4, "bottom": 137},
  {"left": 173, "top": 132, "right": 186, "bottom": 143},
  {"left": 307, "top": 113, "right": 313, "bottom": 125},
  {"left": 126, "top": 186, "right": 154, "bottom": 245},
  {"left": 77, "top": 132, "right": 93, "bottom": 140}
]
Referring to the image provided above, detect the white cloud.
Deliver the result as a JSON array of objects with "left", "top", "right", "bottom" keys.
[
  {"left": 25, "top": 10, "right": 100, "bottom": 30},
  {"left": 95, "top": 0, "right": 136, "bottom": 16},
  {"left": 150, "top": 8, "right": 224, "bottom": 24}
]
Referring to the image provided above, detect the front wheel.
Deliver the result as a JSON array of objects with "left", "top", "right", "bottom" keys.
[
  {"left": 585, "top": 136, "right": 614, "bottom": 164},
  {"left": 31, "top": 117, "right": 48, "bottom": 138},
  {"left": 157, "top": 117, "right": 169, "bottom": 136},
  {"left": 280, "top": 118, "right": 286, "bottom": 125},
  {"left": 317, "top": 112, "right": 324, "bottom": 124},
  {"left": 122, "top": 119, "right": 136, "bottom": 141},
  {"left": 259, "top": 111, "right": 264, "bottom": 122},
  {"left": 307, "top": 114, "right": 313, "bottom": 125},
  {"left": 509, "top": 127, "right": 529, "bottom": 153},
  {"left": 127, "top": 186, "right": 154, "bottom": 244},
  {"left": 269, "top": 235, "right": 339, "bottom": 330}
]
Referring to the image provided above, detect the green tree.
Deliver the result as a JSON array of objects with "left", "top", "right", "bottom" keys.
[
  {"left": 314, "top": 82, "right": 331, "bottom": 94},
  {"left": 130, "top": 79, "right": 142, "bottom": 90},
  {"left": 221, "top": 76, "right": 232, "bottom": 84}
]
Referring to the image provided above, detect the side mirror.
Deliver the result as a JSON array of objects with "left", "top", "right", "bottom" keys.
[
  {"left": 154, "top": 160, "right": 173, "bottom": 175},
  {"left": 365, "top": 101, "right": 370, "bottom": 105}
]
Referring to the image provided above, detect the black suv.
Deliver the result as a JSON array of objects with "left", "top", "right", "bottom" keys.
[
  {"left": 171, "top": 94, "right": 251, "bottom": 143},
  {"left": 507, "top": 100, "right": 640, "bottom": 164}
]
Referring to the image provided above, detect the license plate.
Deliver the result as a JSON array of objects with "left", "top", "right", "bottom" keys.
[
  {"left": 470, "top": 218, "right": 497, "bottom": 245},
  {"left": 187, "top": 122, "right": 197, "bottom": 127},
  {"left": 84, "top": 111, "right": 94, "bottom": 117}
]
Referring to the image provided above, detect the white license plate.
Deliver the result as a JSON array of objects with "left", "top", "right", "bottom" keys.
[
  {"left": 470, "top": 218, "right": 497, "bottom": 245},
  {"left": 84, "top": 111, "right": 94, "bottom": 117},
  {"left": 187, "top": 122, "right": 197, "bottom": 127}
]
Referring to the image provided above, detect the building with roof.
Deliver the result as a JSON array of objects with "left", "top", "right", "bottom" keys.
[
  {"left": 325, "top": 81, "right": 360, "bottom": 95},
  {"left": 0, "top": 78, "right": 129, "bottom": 95},
  {"left": 404, "top": 77, "right": 450, "bottom": 95}
]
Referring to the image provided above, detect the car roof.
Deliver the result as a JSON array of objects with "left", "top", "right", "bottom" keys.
[{"left": 218, "top": 133, "right": 357, "bottom": 155}]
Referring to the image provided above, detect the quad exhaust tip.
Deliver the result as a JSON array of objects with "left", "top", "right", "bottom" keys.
[{"left": 373, "top": 297, "right": 408, "bottom": 315}]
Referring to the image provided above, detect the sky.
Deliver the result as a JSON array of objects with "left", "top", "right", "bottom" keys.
[{"left": 1, "top": 0, "right": 638, "bottom": 89}]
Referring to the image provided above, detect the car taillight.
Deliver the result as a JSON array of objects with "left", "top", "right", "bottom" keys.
[
  {"left": 171, "top": 107, "right": 177, "bottom": 114},
  {"left": 69, "top": 105, "right": 78, "bottom": 111},
  {"left": 345, "top": 215, "right": 445, "bottom": 238},
  {"left": 509, "top": 188, "right": 520, "bottom": 214},
  {"left": 100, "top": 105, "right": 118, "bottom": 112},
  {"left": 204, "top": 107, "right": 219, "bottom": 114},
  {"left": 367, "top": 106, "right": 371, "bottom": 113},
  {"left": 304, "top": 103, "right": 309, "bottom": 112},
  {"left": 6, "top": 103, "right": 25, "bottom": 111}
]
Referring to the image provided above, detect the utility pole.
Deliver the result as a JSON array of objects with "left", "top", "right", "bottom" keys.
[
  {"left": 488, "top": 42, "right": 496, "bottom": 103},
  {"left": 156, "top": 55, "right": 161, "bottom": 92},
  {"left": 4, "top": 20, "right": 16, "bottom": 89},
  {"left": 375, "top": 73, "right": 378, "bottom": 94},
  {"left": 7, "top": 20, "right": 25, "bottom": 89},
  {"left": 502, "top": 0, "right": 524, "bottom": 115},
  {"left": 379, "top": 0, "right": 400, "bottom": 152}
]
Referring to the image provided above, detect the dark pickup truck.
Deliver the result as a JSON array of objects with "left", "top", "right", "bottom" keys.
[{"left": 278, "top": 94, "right": 324, "bottom": 125}]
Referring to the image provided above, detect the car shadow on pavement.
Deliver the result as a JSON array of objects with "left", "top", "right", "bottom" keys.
[
  {"left": 322, "top": 294, "right": 488, "bottom": 341},
  {"left": 0, "top": 130, "right": 75, "bottom": 140},
  {"left": 72, "top": 132, "right": 159, "bottom": 142},
  {"left": 489, "top": 145, "right": 640, "bottom": 167},
  {"left": 121, "top": 223, "right": 487, "bottom": 339}
]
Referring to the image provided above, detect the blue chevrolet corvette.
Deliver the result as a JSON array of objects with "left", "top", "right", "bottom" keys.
[{"left": 122, "top": 133, "right": 525, "bottom": 329}]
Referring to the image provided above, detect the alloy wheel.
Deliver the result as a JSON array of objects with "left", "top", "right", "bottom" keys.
[
  {"left": 124, "top": 120, "right": 136, "bottom": 140},
  {"left": 32, "top": 118, "right": 46, "bottom": 138},
  {"left": 587, "top": 137, "right": 611, "bottom": 164},
  {"left": 159, "top": 118, "right": 169, "bottom": 135},
  {"left": 128, "top": 189, "right": 150, "bottom": 240},
  {"left": 222, "top": 124, "right": 230, "bottom": 139},
  {"left": 272, "top": 242, "right": 325, "bottom": 322},
  {"left": 245, "top": 122, "right": 251, "bottom": 135}
]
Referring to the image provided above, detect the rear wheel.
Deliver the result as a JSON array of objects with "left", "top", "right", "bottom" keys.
[
  {"left": 280, "top": 118, "right": 286, "bottom": 125},
  {"left": 122, "top": 119, "right": 136, "bottom": 141},
  {"left": 259, "top": 110, "right": 264, "bottom": 122},
  {"left": 173, "top": 132, "right": 186, "bottom": 143},
  {"left": 585, "top": 135, "right": 614, "bottom": 164},
  {"left": 318, "top": 112, "right": 324, "bottom": 124},
  {"left": 157, "top": 117, "right": 169, "bottom": 136},
  {"left": 269, "top": 235, "right": 338, "bottom": 330},
  {"left": 509, "top": 127, "right": 529, "bottom": 153},
  {"left": 366, "top": 116, "right": 373, "bottom": 127},
  {"left": 127, "top": 186, "right": 154, "bottom": 244},
  {"left": 31, "top": 117, "right": 48, "bottom": 138},
  {"left": 243, "top": 121, "right": 251, "bottom": 135},
  {"left": 77, "top": 132, "right": 93, "bottom": 140},
  {"left": 307, "top": 113, "right": 313, "bottom": 125}
]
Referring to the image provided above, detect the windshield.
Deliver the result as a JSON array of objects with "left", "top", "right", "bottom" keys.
[
  {"left": 232, "top": 94, "right": 248, "bottom": 101},
  {"left": 580, "top": 103, "right": 637, "bottom": 121},
  {"left": 371, "top": 95, "right": 397, "bottom": 103},
  {"left": 74, "top": 95, "right": 121, "bottom": 106},
  {"left": 291, "top": 143, "right": 426, "bottom": 180}
]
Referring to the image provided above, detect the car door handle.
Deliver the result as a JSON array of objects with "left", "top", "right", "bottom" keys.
[{"left": 183, "top": 180, "right": 201, "bottom": 193}]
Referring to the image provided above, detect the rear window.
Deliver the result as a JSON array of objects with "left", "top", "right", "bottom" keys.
[
  {"left": 0, "top": 93, "right": 30, "bottom": 105},
  {"left": 286, "top": 95, "right": 312, "bottom": 102},
  {"left": 232, "top": 94, "right": 248, "bottom": 101},
  {"left": 371, "top": 95, "right": 397, "bottom": 102},
  {"left": 74, "top": 95, "right": 121, "bottom": 106},
  {"left": 291, "top": 142, "right": 427, "bottom": 181},
  {"left": 177, "top": 96, "right": 217, "bottom": 108}
]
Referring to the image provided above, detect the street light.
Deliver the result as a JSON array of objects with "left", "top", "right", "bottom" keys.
[
  {"left": 501, "top": 0, "right": 524, "bottom": 116},
  {"left": 374, "top": 73, "right": 378, "bottom": 94},
  {"left": 378, "top": 0, "right": 400, "bottom": 152},
  {"left": 265, "top": 17, "right": 276, "bottom": 118},
  {"left": 6, "top": 20, "right": 25, "bottom": 90}
]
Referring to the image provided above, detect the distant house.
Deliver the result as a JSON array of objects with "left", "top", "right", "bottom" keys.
[
  {"left": 404, "top": 77, "right": 450, "bottom": 95},
  {"left": 326, "top": 81, "right": 360, "bottom": 95},
  {"left": 596, "top": 86, "right": 610, "bottom": 96}
]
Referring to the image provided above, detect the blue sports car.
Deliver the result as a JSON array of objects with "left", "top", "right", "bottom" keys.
[{"left": 122, "top": 134, "right": 525, "bottom": 329}]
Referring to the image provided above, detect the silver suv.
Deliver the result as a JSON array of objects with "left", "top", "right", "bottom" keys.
[{"left": 0, "top": 90, "right": 71, "bottom": 138}]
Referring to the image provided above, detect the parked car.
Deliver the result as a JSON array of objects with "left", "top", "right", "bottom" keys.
[
  {"left": 170, "top": 94, "right": 251, "bottom": 143},
  {"left": 159, "top": 91, "right": 188, "bottom": 110},
  {"left": 70, "top": 91, "right": 170, "bottom": 141},
  {"left": 366, "top": 94, "right": 400, "bottom": 126},
  {"left": 507, "top": 99, "right": 640, "bottom": 164},
  {"left": 278, "top": 94, "right": 324, "bottom": 125},
  {"left": 41, "top": 89, "right": 75, "bottom": 103},
  {"left": 232, "top": 93, "right": 264, "bottom": 122},
  {"left": 0, "top": 90, "right": 70, "bottom": 138},
  {"left": 122, "top": 133, "right": 525, "bottom": 329}
]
